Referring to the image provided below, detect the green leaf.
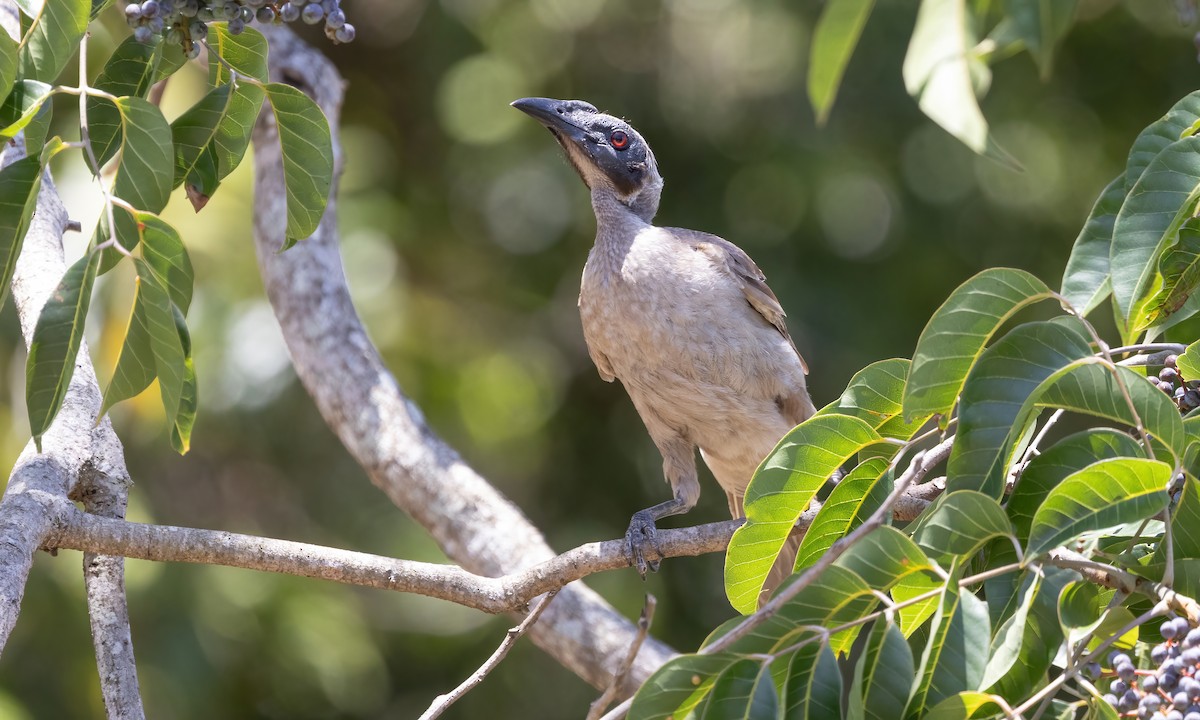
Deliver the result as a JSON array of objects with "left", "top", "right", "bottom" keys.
[
  {"left": 984, "top": 567, "right": 1073, "bottom": 699},
  {"left": 698, "top": 658, "right": 777, "bottom": 720},
  {"left": 904, "top": 268, "right": 1058, "bottom": 424},
  {"left": 99, "top": 271, "right": 158, "bottom": 416},
  {"left": 725, "top": 414, "right": 883, "bottom": 613},
  {"left": 26, "top": 250, "right": 100, "bottom": 449},
  {"left": 264, "top": 82, "right": 334, "bottom": 246},
  {"left": 1035, "top": 362, "right": 1185, "bottom": 462},
  {"left": 1060, "top": 176, "right": 1126, "bottom": 316},
  {"left": 911, "top": 491, "right": 1013, "bottom": 563},
  {"left": 18, "top": 0, "right": 89, "bottom": 83},
  {"left": 1133, "top": 217, "right": 1200, "bottom": 331},
  {"left": 169, "top": 306, "right": 196, "bottom": 455},
  {"left": 906, "top": 580, "right": 990, "bottom": 717},
  {"left": 892, "top": 573, "right": 942, "bottom": 637},
  {"left": 1007, "top": 429, "right": 1143, "bottom": 542},
  {"left": 1124, "top": 90, "right": 1200, "bottom": 192},
  {"left": 1155, "top": 474, "right": 1200, "bottom": 562},
  {"left": 708, "top": 566, "right": 878, "bottom": 657},
  {"left": 922, "top": 692, "right": 1009, "bottom": 720},
  {"left": 1110, "top": 135, "right": 1200, "bottom": 333},
  {"left": 137, "top": 212, "right": 193, "bottom": 313},
  {"left": 782, "top": 641, "right": 842, "bottom": 720},
  {"left": 87, "top": 37, "right": 186, "bottom": 170},
  {"left": 97, "top": 96, "right": 174, "bottom": 269},
  {"left": 947, "top": 319, "right": 1092, "bottom": 497},
  {"left": 206, "top": 23, "right": 267, "bottom": 183},
  {"left": 794, "top": 457, "right": 892, "bottom": 572},
  {"left": 1005, "top": 0, "right": 1077, "bottom": 79},
  {"left": 807, "top": 0, "right": 875, "bottom": 125},
  {"left": 0, "top": 155, "right": 44, "bottom": 312},
  {"left": 834, "top": 526, "right": 936, "bottom": 592},
  {"left": 848, "top": 620, "right": 914, "bottom": 720},
  {"left": 628, "top": 654, "right": 739, "bottom": 720},
  {"left": 0, "top": 30, "right": 19, "bottom": 105},
  {"left": 171, "top": 83, "right": 234, "bottom": 192},
  {"left": 1026, "top": 457, "right": 1172, "bottom": 557},
  {"left": 902, "top": 0, "right": 1012, "bottom": 164},
  {"left": 111, "top": 97, "right": 173, "bottom": 214},
  {"left": 132, "top": 259, "right": 186, "bottom": 426},
  {"left": 820, "top": 358, "right": 931, "bottom": 441},
  {"left": 0, "top": 79, "right": 54, "bottom": 141},
  {"left": 1180, "top": 339, "right": 1200, "bottom": 381},
  {"left": 978, "top": 571, "right": 1040, "bottom": 689}
]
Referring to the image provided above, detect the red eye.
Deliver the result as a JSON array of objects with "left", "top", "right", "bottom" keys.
[{"left": 610, "top": 130, "right": 629, "bottom": 149}]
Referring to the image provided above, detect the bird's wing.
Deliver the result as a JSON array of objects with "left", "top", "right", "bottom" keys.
[{"left": 685, "top": 230, "right": 810, "bottom": 375}]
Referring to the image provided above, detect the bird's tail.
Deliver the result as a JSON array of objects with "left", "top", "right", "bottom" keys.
[{"left": 760, "top": 532, "right": 803, "bottom": 608}]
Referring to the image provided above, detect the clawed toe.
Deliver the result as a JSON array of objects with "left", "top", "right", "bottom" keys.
[{"left": 626, "top": 510, "right": 662, "bottom": 578}]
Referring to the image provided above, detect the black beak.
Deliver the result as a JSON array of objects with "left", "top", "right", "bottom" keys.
[{"left": 511, "top": 97, "right": 594, "bottom": 145}]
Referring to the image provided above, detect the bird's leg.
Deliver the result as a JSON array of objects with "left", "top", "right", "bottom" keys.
[{"left": 627, "top": 437, "right": 699, "bottom": 577}]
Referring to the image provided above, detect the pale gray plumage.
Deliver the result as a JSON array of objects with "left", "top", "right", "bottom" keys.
[{"left": 512, "top": 98, "right": 815, "bottom": 595}]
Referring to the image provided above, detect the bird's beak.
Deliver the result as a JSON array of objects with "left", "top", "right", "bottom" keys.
[{"left": 511, "top": 97, "right": 590, "bottom": 146}]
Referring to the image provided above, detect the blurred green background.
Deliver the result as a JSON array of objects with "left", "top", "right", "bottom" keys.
[{"left": 0, "top": 0, "right": 1197, "bottom": 717}]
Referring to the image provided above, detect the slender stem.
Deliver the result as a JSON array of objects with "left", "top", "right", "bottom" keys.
[
  {"left": 76, "top": 33, "right": 125, "bottom": 256},
  {"left": 418, "top": 590, "right": 559, "bottom": 720}
]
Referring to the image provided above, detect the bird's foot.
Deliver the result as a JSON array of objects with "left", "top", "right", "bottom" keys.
[{"left": 626, "top": 509, "right": 663, "bottom": 578}]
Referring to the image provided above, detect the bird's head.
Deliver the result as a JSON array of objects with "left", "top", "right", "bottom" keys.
[{"left": 512, "top": 97, "right": 663, "bottom": 221}]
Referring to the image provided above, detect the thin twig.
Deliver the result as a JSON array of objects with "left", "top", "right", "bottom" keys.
[
  {"left": 418, "top": 590, "right": 559, "bottom": 720},
  {"left": 587, "top": 595, "right": 657, "bottom": 720}
]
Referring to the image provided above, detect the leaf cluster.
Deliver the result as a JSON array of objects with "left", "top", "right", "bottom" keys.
[{"left": 0, "top": 2, "right": 335, "bottom": 451}]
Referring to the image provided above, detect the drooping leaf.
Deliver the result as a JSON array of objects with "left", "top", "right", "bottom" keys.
[
  {"left": 906, "top": 580, "right": 990, "bottom": 717},
  {"left": 902, "top": 0, "right": 1012, "bottom": 164},
  {"left": 263, "top": 82, "right": 334, "bottom": 246},
  {"left": 698, "top": 658, "right": 777, "bottom": 720},
  {"left": 904, "top": 268, "right": 1058, "bottom": 424},
  {"left": 137, "top": 212, "right": 193, "bottom": 313},
  {"left": 911, "top": 491, "right": 1013, "bottom": 564},
  {"left": 132, "top": 259, "right": 186, "bottom": 427},
  {"left": 946, "top": 319, "right": 1092, "bottom": 497},
  {"left": 169, "top": 306, "right": 196, "bottom": 455},
  {"left": 848, "top": 619, "right": 914, "bottom": 720},
  {"left": 206, "top": 23, "right": 267, "bottom": 183},
  {"left": 794, "top": 457, "right": 892, "bottom": 571},
  {"left": 807, "top": 0, "right": 875, "bottom": 125},
  {"left": 1004, "top": 0, "right": 1077, "bottom": 79},
  {"left": 783, "top": 640, "right": 841, "bottom": 720},
  {"left": 1026, "top": 457, "right": 1172, "bottom": 557},
  {"left": 820, "top": 358, "right": 931, "bottom": 442},
  {"left": 627, "top": 654, "right": 740, "bottom": 720},
  {"left": 984, "top": 567, "right": 1073, "bottom": 699},
  {"left": 99, "top": 273, "right": 158, "bottom": 416},
  {"left": 1060, "top": 176, "right": 1126, "bottom": 316},
  {"left": 87, "top": 36, "right": 186, "bottom": 170},
  {"left": 1154, "top": 473, "right": 1200, "bottom": 562},
  {"left": 18, "top": 0, "right": 89, "bottom": 83},
  {"left": 1179, "top": 339, "right": 1200, "bottom": 381},
  {"left": 0, "top": 154, "right": 44, "bottom": 312},
  {"left": 725, "top": 414, "right": 883, "bottom": 613},
  {"left": 97, "top": 96, "right": 174, "bottom": 268},
  {"left": 171, "top": 83, "right": 234, "bottom": 193},
  {"left": 26, "top": 250, "right": 100, "bottom": 449},
  {"left": 1006, "top": 429, "right": 1143, "bottom": 542},
  {"left": 1110, "top": 135, "right": 1200, "bottom": 333},
  {"left": 0, "top": 29, "right": 18, "bottom": 104}
]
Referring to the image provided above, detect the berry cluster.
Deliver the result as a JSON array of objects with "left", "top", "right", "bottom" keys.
[
  {"left": 123, "top": 0, "right": 356, "bottom": 58},
  {"left": 1151, "top": 355, "right": 1200, "bottom": 413},
  {"left": 1101, "top": 617, "right": 1200, "bottom": 718}
]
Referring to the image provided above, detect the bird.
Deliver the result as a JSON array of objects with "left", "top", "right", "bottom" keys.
[{"left": 512, "top": 97, "right": 816, "bottom": 597}]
